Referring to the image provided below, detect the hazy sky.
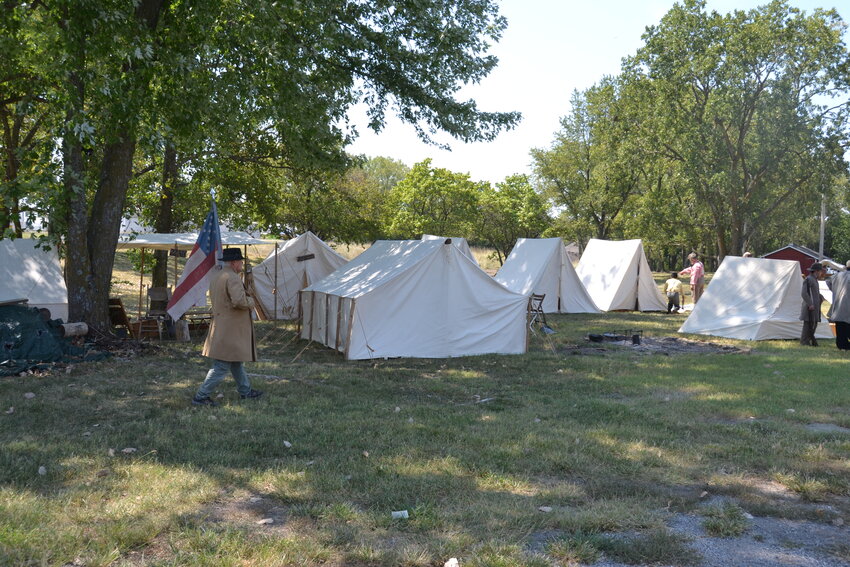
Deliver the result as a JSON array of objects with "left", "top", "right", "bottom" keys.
[{"left": 346, "top": 0, "right": 847, "bottom": 184}]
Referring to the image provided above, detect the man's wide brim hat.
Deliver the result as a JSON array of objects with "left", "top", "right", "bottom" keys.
[
  {"left": 219, "top": 248, "right": 244, "bottom": 262},
  {"left": 809, "top": 262, "right": 823, "bottom": 272}
]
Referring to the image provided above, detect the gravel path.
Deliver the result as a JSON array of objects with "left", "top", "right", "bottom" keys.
[{"left": 594, "top": 512, "right": 849, "bottom": 567}]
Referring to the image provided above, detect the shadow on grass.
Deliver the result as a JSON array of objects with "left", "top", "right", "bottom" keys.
[{"left": 2, "top": 314, "right": 849, "bottom": 565}]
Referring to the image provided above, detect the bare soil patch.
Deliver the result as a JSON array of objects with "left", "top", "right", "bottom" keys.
[
  {"left": 192, "top": 490, "right": 298, "bottom": 537},
  {"left": 563, "top": 336, "right": 750, "bottom": 356}
]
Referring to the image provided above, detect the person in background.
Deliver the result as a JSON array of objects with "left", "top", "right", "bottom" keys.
[
  {"left": 800, "top": 261, "right": 826, "bottom": 347},
  {"left": 192, "top": 247, "right": 263, "bottom": 406},
  {"left": 679, "top": 252, "right": 705, "bottom": 304},
  {"left": 665, "top": 272, "right": 682, "bottom": 313},
  {"left": 827, "top": 261, "right": 850, "bottom": 350}
]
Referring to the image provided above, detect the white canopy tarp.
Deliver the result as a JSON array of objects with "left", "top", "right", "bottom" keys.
[
  {"left": 116, "top": 230, "right": 275, "bottom": 250},
  {"left": 300, "top": 239, "right": 529, "bottom": 360},
  {"left": 251, "top": 232, "right": 348, "bottom": 319},
  {"left": 421, "top": 234, "right": 478, "bottom": 266},
  {"left": 679, "top": 256, "right": 832, "bottom": 340},
  {"left": 0, "top": 238, "right": 68, "bottom": 321},
  {"left": 495, "top": 237, "right": 599, "bottom": 313},
  {"left": 575, "top": 239, "right": 666, "bottom": 311}
]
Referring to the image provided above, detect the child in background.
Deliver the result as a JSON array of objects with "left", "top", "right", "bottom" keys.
[{"left": 665, "top": 272, "right": 682, "bottom": 313}]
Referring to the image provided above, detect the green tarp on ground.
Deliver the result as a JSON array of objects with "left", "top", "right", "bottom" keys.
[{"left": 0, "top": 305, "right": 109, "bottom": 376}]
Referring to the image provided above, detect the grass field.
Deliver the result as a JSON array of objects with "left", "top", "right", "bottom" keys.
[{"left": 2, "top": 252, "right": 848, "bottom": 566}]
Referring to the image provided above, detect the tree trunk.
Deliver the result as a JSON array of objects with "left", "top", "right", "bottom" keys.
[
  {"left": 84, "top": 136, "right": 137, "bottom": 329},
  {"left": 152, "top": 143, "right": 177, "bottom": 288},
  {"left": 61, "top": 21, "right": 96, "bottom": 324},
  {"left": 63, "top": 113, "right": 94, "bottom": 323},
  {"left": 715, "top": 223, "right": 728, "bottom": 261},
  {"left": 1, "top": 106, "right": 23, "bottom": 237},
  {"left": 62, "top": 0, "right": 167, "bottom": 329}
]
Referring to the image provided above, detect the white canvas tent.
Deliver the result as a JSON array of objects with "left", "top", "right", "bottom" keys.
[
  {"left": 300, "top": 239, "right": 529, "bottom": 360},
  {"left": 251, "top": 231, "right": 348, "bottom": 319},
  {"left": 679, "top": 256, "right": 832, "bottom": 340},
  {"left": 495, "top": 238, "right": 599, "bottom": 313},
  {"left": 421, "top": 234, "right": 478, "bottom": 266},
  {"left": 0, "top": 238, "right": 68, "bottom": 321},
  {"left": 575, "top": 239, "right": 666, "bottom": 311}
]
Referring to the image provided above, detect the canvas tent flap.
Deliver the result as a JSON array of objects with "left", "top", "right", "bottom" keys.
[
  {"left": 0, "top": 238, "right": 68, "bottom": 321},
  {"left": 494, "top": 238, "right": 599, "bottom": 313},
  {"left": 679, "top": 256, "right": 832, "bottom": 340},
  {"left": 421, "top": 234, "right": 478, "bottom": 266},
  {"left": 251, "top": 232, "right": 348, "bottom": 319},
  {"left": 301, "top": 240, "right": 528, "bottom": 359},
  {"left": 576, "top": 239, "right": 666, "bottom": 311}
]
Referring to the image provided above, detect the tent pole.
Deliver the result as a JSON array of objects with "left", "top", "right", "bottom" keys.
[
  {"left": 325, "top": 292, "right": 331, "bottom": 347},
  {"left": 138, "top": 248, "right": 145, "bottom": 320},
  {"left": 345, "top": 299, "right": 356, "bottom": 360},
  {"left": 242, "top": 245, "right": 248, "bottom": 285},
  {"left": 335, "top": 295, "right": 344, "bottom": 350},
  {"left": 274, "top": 242, "right": 279, "bottom": 321},
  {"left": 296, "top": 290, "right": 302, "bottom": 336}
]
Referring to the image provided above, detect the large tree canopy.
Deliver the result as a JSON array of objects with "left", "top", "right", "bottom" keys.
[
  {"left": 532, "top": 0, "right": 849, "bottom": 264},
  {"left": 2, "top": 0, "right": 520, "bottom": 327},
  {"left": 477, "top": 174, "right": 550, "bottom": 264},
  {"left": 532, "top": 79, "right": 644, "bottom": 243},
  {"left": 623, "top": 0, "right": 850, "bottom": 258},
  {"left": 384, "top": 158, "right": 484, "bottom": 238}
]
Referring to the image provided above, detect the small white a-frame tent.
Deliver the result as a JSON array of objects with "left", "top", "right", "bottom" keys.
[
  {"left": 575, "top": 239, "right": 667, "bottom": 311},
  {"left": 252, "top": 231, "right": 348, "bottom": 320},
  {"left": 495, "top": 238, "right": 599, "bottom": 313},
  {"left": 679, "top": 256, "right": 832, "bottom": 340},
  {"left": 300, "top": 239, "right": 529, "bottom": 360},
  {"left": 0, "top": 238, "right": 68, "bottom": 321},
  {"left": 421, "top": 234, "right": 478, "bottom": 266}
]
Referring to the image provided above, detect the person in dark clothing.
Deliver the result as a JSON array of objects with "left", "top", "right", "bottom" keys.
[{"left": 800, "top": 262, "right": 825, "bottom": 347}]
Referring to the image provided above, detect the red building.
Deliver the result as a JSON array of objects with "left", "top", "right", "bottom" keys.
[{"left": 762, "top": 244, "right": 832, "bottom": 275}]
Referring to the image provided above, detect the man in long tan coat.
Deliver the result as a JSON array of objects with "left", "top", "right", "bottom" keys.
[{"left": 192, "top": 248, "right": 263, "bottom": 406}]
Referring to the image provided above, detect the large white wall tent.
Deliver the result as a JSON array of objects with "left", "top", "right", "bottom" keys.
[
  {"left": 575, "top": 239, "right": 667, "bottom": 312},
  {"left": 495, "top": 238, "right": 599, "bottom": 313},
  {"left": 421, "top": 234, "right": 478, "bottom": 266},
  {"left": 0, "top": 238, "right": 68, "bottom": 321},
  {"left": 679, "top": 256, "right": 832, "bottom": 340},
  {"left": 252, "top": 232, "right": 348, "bottom": 320},
  {"left": 300, "top": 239, "right": 529, "bottom": 360}
]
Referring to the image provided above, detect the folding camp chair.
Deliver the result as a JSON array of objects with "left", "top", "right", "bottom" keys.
[
  {"left": 528, "top": 293, "right": 554, "bottom": 335},
  {"left": 527, "top": 293, "right": 556, "bottom": 356}
]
